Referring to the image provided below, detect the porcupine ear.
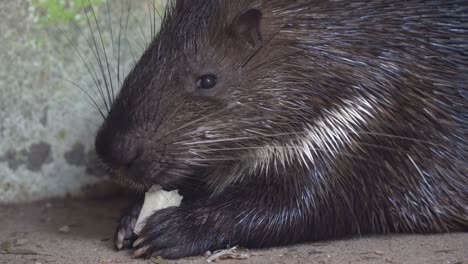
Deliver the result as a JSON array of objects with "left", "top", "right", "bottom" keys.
[{"left": 231, "top": 9, "right": 263, "bottom": 47}]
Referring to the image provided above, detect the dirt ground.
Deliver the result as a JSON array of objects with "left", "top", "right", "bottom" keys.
[{"left": 0, "top": 198, "right": 466, "bottom": 264}]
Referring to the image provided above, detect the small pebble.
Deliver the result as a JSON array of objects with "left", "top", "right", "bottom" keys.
[
  {"left": 58, "top": 225, "right": 70, "bottom": 233},
  {"left": 150, "top": 256, "right": 169, "bottom": 264},
  {"left": 14, "top": 238, "right": 29, "bottom": 246}
]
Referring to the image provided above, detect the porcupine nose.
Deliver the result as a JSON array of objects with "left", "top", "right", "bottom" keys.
[
  {"left": 94, "top": 128, "right": 144, "bottom": 170},
  {"left": 120, "top": 143, "right": 144, "bottom": 169}
]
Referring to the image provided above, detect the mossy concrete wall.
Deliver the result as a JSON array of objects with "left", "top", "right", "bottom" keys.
[{"left": 0, "top": 0, "right": 166, "bottom": 203}]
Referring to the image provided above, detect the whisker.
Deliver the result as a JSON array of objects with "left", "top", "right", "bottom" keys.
[
  {"left": 105, "top": 0, "right": 115, "bottom": 57},
  {"left": 56, "top": 24, "right": 108, "bottom": 114},
  {"left": 133, "top": 9, "right": 149, "bottom": 49},
  {"left": 147, "top": 0, "right": 154, "bottom": 39},
  {"left": 83, "top": 0, "right": 112, "bottom": 112},
  {"left": 164, "top": 170, "right": 198, "bottom": 179},
  {"left": 154, "top": 107, "right": 234, "bottom": 144},
  {"left": 178, "top": 146, "right": 371, "bottom": 163},
  {"left": 152, "top": 0, "right": 164, "bottom": 30},
  {"left": 182, "top": 140, "right": 422, "bottom": 156},
  {"left": 150, "top": 72, "right": 171, "bottom": 134},
  {"left": 173, "top": 129, "right": 442, "bottom": 148},
  {"left": 154, "top": 160, "right": 192, "bottom": 170},
  {"left": 59, "top": 77, "right": 105, "bottom": 119},
  {"left": 177, "top": 136, "right": 276, "bottom": 146},
  {"left": 115, "top": 2, "right": 125, "bottom": 88},
  {"left": 123, "top": 2, "right": 138, "bottom": 65},
  {"left": 87, "top": 0, "right": 115, "bottom": 107}
]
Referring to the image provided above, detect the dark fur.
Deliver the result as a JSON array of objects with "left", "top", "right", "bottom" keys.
[{"left": 95, "top": 0, "right": 468, "bottom": 259}]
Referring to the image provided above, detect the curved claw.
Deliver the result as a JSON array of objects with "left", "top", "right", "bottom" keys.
[
  {"left": 133, "top": 237, "right": 145, "bottom": 248},
  {"left": 133, "top": 246, "right": 150, "bottom": 258},
  {"left": 114, "top": 202, "right": 142, "bottom": 250}
]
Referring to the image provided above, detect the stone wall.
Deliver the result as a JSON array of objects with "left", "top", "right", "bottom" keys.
[{"left": 0, "top": 0, "right": 166, "bottom": 203}]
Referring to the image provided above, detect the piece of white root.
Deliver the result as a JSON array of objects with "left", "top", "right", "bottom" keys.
[
  {"left": 205, "top": 246, "right": 249, "bottom": 263},
  {"left": 134, "top": 185, "right": 183, "bottom": 235}
]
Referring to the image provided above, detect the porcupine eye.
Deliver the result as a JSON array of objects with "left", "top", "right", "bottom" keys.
[{"left": 197, "top": 74, "right": 217, "bottom": 89}]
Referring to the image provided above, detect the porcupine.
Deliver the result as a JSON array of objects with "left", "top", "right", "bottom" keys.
[{"left": 94, "top": 0, "right": 468, "bottom": 259}]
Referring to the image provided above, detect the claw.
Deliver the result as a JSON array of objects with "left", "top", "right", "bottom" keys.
[
  {"left": 114, "top": 202, "right": 143, "bottom": 251},
  {"left": 133, "top": 237, "right": 144, "bottom": 248},
  {"left": 116, "top": 229, "right": 125, "bottom": 250},
  {"left": 134, "top": 245, "right": 150, "bottom": 258}
]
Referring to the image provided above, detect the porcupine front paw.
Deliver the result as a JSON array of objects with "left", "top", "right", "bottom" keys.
[
  {"left": 129, "top": 183, "right": 308, "bottom": 259},
  {"left": 132, "top": 206, "right": 227, "bottom": 259},
  {"left": 115, "top": 202, "right": 142, "bottom": 250}
]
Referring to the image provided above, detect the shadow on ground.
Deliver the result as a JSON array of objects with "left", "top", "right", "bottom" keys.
[{"left": 0, "top": 198, "right": 466, "bottom": 264}]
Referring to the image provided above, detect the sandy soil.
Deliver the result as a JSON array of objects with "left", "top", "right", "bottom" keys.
[{"left": 0, "top": 198, "right": 466, "bottom": 264}]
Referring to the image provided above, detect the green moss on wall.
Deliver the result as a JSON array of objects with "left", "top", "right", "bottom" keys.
[
  {"left": 31, "top": 0, "right": 105, "bottom": 25},
  {"left": 56, "top": 129, "right": 67, "bottom": 140}
]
